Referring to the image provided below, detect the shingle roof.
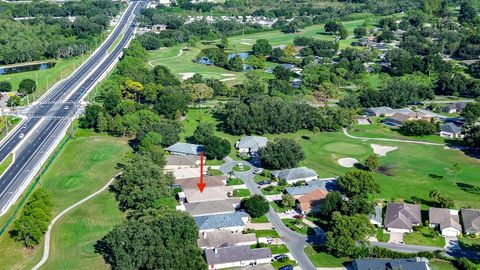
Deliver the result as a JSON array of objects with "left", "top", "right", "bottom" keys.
[
  {"left": 370, "top": 205, "right": 383, "bottom": 225},
  {"left": 272, "top": 167, "right": 318, "bottom": 181},
  {"left": 195, "top": 212, "right": 249, "bottom": 231},
  {"left": 176, "top": 175, "right": 227, "bottom": 190},
  {"left": 166, "top": 155, "right": 200, "bottom": 166},
  {"left": 429, "top": 208, "right": 461, "bottom": 231},
  {"left": 440, "top": 122, "right": 462, "bottom": 134},
  {"left": 352, "top": 258, "right": 430, "bottom": 270},
  {"left": 308, "top": 179, "right": 338, "bottom": 191},
  {"left": 184, "top": 198, "right": 240, "bottom": 217},
  {"left": 366, "top": 107, "right": 413, "bottom": 116},
  {"left": 285, "top": 186, "right": 319, "bottom": 196},
  {"left": 166, "top": 142, "right": 204, "bottom": 155},
  {"left": 298, "top": 189, "right": 328, "bottom": 212},
  {"left": 384, "top": 113, "right": 411, "bottom": 124},
  {"left": 237, "top": 136, "right": 268, "bottom": 152},
  {"left": 205, "top": 246, "right": 272, "bottom": 265},
  {"left": 197, "top": 231, "right": 257, "bottom": 249},
  {"left": 461, "top": 208, "right": 480, "bottom": 234},
  {"left": 184, "top": 186, "right": 234, "bottom": 203},
  {"left": 384, "top": 203, "right": 421, "bottom": 230}
]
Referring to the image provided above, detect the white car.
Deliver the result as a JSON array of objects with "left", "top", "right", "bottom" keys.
[
  {"left": 18, "top": 133, "right": 24, "bottom": 139},
  {"left": 64, "top": 106, "right": 69, "bottom": 110}
]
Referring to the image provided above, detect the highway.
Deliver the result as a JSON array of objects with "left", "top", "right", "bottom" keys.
[{"left": 0, "top": 0, "right": 146, "bottom": 215}]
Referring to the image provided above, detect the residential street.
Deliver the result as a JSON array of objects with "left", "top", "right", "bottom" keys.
[{"left": 220, "top": 161, "right": 318, "bottom": 270}]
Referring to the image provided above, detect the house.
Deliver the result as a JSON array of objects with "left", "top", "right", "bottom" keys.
[
  {"left": 285, "top": 179, "right": 337, "bottom": 198},
  {"left": 364, "top": 106, "right": 413, "bottom": 117},
  {"left": 382, "top": 113, "right": 412, "bottom": 127},
  {"left": 182, "top": 186, "right": 234, "bottom": 203},
  {"left": 370, "top": 205, "right": 383, "bottom": 227},
  {"left": 272, "top": 167, "right": 318, "bottom": 184},
  {"left": 166, "top": 142, "right": 204, "bottom": 156},
  {"left": 205, "top": 246, "right": 272, "bottom": 269},
  {"left": 356, "top": 115, "right": 372, "bottom": 125},
  {"left": 238, "top": 265, "right": 275, "bottom": 270},
  {"left": 176, "top": 175, "right": 227, "bottom": 190},
  {"left": 172, "top": 167, "right": 204, "bottom": 180},
  {"left": 442, "top": 102, "right": 467, "bottom": 114},
  {"left": 197, "top": 231, "right": 257, "bottom": 249},
  {"left": 460, "top": 208, "right": 480, "bottom": 235},
  {"left": 165, "top": 155, "right": 202, "bottom": 171},
  {"left": 297, "top": 189, "right": 328, "bottom": 214},
  {"left": 285, "top": 186, "right": 320, "bottom": 199},
  {"left": 236, "top": 136, "right": 268, "bottom": 154},
  {"left": 351, "top": 258, "right": 431, "bottom": 270},
  {"left": 195, "top": 211, "right": 250, "bottom": 233},
  {"left": 384, "top": 203, "right": 421, "bottom": 233},
  {"left": 177, "top": 198, "right": 241, "bottom": 217},
  {"left": 429, "top": 208, "right": 461, "bottom": 237},
  {"left": 151, "top": 24, "right": 167, "bottom": 33},
  {"left": 307, "top": 178, "right": 338, "bottom": 191},
  {"left": 440, "top": 122, "right": 463, "bottom": 139}
]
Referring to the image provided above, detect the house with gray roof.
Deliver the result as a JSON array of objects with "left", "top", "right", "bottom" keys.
[
  {"left": 178, "top": 198, "right": 241, "bottom": 217},
  {"left": 440, "top": 122, "right": 463, "bottom": 139},
  {"left": 285, "top": 186, "right": 319, "bottom": 198},
  {"left": 461, "top": 208, "right": 480, "bottom": 235},
  {"left": 236, "top": 136, "right": 268, "bottom": 154},
  {"left": 370, "top": 205, "right": 383, "bottom": 227},
  {"left": 429, "top": 208, "right": 461, "bottom": 237},
  {"left": 384, "top": 203, "right": 421, "bottom": 233},
  {"left": 205, "top": 246, "right": 272, "bottom": 269},
  {"left": 197, "top": 231, "right": 257, "bottom": 249},
  {"left": 442, "top": 102, "right": 467, "bottom": 114},
  {"left": 272, "top": 167, "right": 318, "bottom": 184},
  {"left": 351, "top": 258, "right": 431, "bottom": 270},
  {"left": 165, "top": 155, "right": 202, "bottom": 171},
  {"left": 166, "top": 142, "right": 204, "bottom": 156},
  {"left": 365, "top": 107, "right": 413, "bottom": 117},
  {"left": 195, "top": 211, "right": 250, "bottom": 233}
]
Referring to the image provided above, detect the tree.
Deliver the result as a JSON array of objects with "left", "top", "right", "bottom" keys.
[
  {"left": 281, "top": 194, "right": 296, "bottom": 208},
  {"left": 219, "top": 36, "right": 229, "bottom": 49},
  {"left": 464, "top": 126, "right": 480, "bottom": 148},
  {"left": 96, "top": 210, "right": 206, "bottom": 270},
  {"left": 228, "top": 55, "right": 244, "bottom": 72},
  {"left": 18, "top": 79, "right": 36, "bottom": 95},
  {"left": 461, "top": 102, "right": 480, "bottom": 125},
  {"left": 399, "top": 120, "right": 438, "bottom": 136},
  {"left": 252, "top": 39, "right": 272, "bottom": 57},
  {"left": 320, "top": 191, "right": 343, "bottom": 218},
  {"left": 325, "top": 212, "right": 375, "bottom": 257},
  {"left": 273, "top": 65, "right": 292, "bottom": 81},
  {"left": 185, "top": 83, "right": 214, "bottom": 103},
  {"left": 459, "top": 2, "right": 477, "bottom": 25},
  {"left": 190, "top": 123, "right": 214, "bottom": 144},
  {"left": 6, "top": 95, "right": 21, "bottom": 107},
  {"left": 339, "top": 26, "right": 348, "bottom": 40},
  {"left": 245, "top": 55, "right": 266, "bottom": 69},
  {"left": 203, "top": 136, "right": 230, "bottom": 160},
  {"left": 364, "top": 154, "right": 379, "bottom": 171},
  {"left": 324, "top": 21, "right": 340, "bottom": 34},
  {"left": 242, "top": 195, "right": 269, "bottom": 218},
  {"left": 259, "top": 138, "right": 305, "bottom": 169},
  {"left": 96, "top": 112, "right": 108, "bottom": 133},
  {"left": 341, "top": 195, "right": 375, "bottom": 216},
  {"left": 337, "top": 170, "right": 379, "bottom": 197},
  {"left": 429, "top": 188, "right": 455, "bottom": 208},
  {"left": 353, "top": 27, "right": 367, "bottom": 38},
  {"left": 446, "top": 163, "right": 462, "bottom": 185},
  {"left": 80, "top": 104, "right": 104, "bottom": 128},
  {"left": 0, "top": 81, "right": 12, "bottom": 92}
]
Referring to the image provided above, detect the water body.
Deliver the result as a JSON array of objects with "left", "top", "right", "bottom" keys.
[{"left": 0, "top": 62, "right": 56, "bottom": 75}]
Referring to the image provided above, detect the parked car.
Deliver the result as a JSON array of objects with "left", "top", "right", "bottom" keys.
[
  {"left": 279, "top": 265, "right": 294, "bottom": 270},
  {"left": 293, "top": 214, "right": 304, "bottom": 220},
  {"left": 284, "top": 209, "right": 295, "bottom": 214},
  {"left": 274, "top": 254, "right": 289, "bottom": 261},
  {"left": 258, "top": 180, "right": 271, "bottom": 185},
  {"left": 253, "top": 168, "right": 264, "bottom": 174}
]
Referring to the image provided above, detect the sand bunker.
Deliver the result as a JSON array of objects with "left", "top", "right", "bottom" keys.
[
  {"left": 338, "top": 158, "right": 358, "bottom": 168},
  {"left": 220, "top": 78, "right": 235, "bottom": 82},
  {"left": 221, "top": 73, "right": 235, "bottom": 77},
  {"left": 371, "top": 144, "right": 398, "bottom": 156},
  {"left": 240, "top": 42, "right": 253, "bottom": 45},
  {"left": 179, "top": 72, "right": 195, "bottom": 80}
]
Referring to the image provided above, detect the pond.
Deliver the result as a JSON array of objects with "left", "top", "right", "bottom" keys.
[
  {"left": 197, "top": 52, "right": 253, "bottom": 71},
  {"left": 0, "top": 62, "right": 56, "bottom": 75}
]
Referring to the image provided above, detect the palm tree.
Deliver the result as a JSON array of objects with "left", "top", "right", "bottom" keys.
[{"left": 446, "top": 163, "right": 462, "bottom": 185}]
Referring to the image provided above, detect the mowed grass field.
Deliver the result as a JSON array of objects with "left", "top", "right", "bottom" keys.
[
  {"left": 0, "top": 132, "right": 130, "bottom": 270},
  {"left": 181, "top": 109, "right": 480, "bottom": 208},
  {"left": 148, "top": 17, "right": 377, "bottom": 84}
]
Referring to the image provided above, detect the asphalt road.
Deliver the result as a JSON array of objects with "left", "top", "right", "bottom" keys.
[
  {"left": 220, "top": 161, "right": 318, "bottom": 270},
  {"left": 0, "top": 1, "right": 146, "bottom": 215}
]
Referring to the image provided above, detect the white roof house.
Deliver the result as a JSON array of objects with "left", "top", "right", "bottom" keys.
[
  {"left": 236, "top": 136, "right": 268, "bottom": 154},
  {"left": 272, "top": 167, "right": 318, "bottom": 184}
]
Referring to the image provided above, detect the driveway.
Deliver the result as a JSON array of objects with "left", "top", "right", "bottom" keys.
[
  {"left": 388, "top": 232, "right": 404, "bottom": 244},
  {"left": 230, "top": 163, "right": 317, "bottom": 270}
]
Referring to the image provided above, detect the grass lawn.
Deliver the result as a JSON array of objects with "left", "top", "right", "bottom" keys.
[
  {"left": 269, "top": 244, "right": 289, "bottom": 254},
  {"left": 404, "top": 227, "right": 446, "bottom": 247},
  {"left": 376, "top": 227, "right": 390, "bottom": 243},
  {"left": 272, "top": 260, "right": 297, "bottom": 269},
  {"left": 226, "top": 177, "right": 243, "bottom": 186},
  {"left": 271, "top": 201, "right": 291, "bottom": 213},
  {"left": 261, "top": 185, "right": 285, "bottom": 195},
  {"left": 430, "top": 260, "right": 458, "bottom": 270},
  {"left": 251, "top": 215, "right": 269, "bottom": 223},
  {"left": 207, "top": 168, "right": 224, "bottom": 176},
  {"left": 254, "top": 174, "right": 270, "bottom": 183},
  {"left": 233, "top": 188, "right": 251, "bottom": 197},
  {"left": 458, "top": 235, "right": 480, "bottom": 251},
  {"left": 232, "top": 164, "right": 251, "bottom": 172},
  {"left": 255, "top": 230, "right": 279, "bottom": 238},
  {"left": 305, "top": 245, "right": 349, "bottom": 267},
  {"left": 0, "top": 131, "right": 130, "bottom": 269},
  {"left": 0, "top": 153, "right": 13, "bottom": 176},
  {"left": 282, "top": 219, "right": 312, "bottom": 235}
]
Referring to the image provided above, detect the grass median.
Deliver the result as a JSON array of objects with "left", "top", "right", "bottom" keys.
[{"left": 0, "top": 153, "right": 14, "bottom": 176}]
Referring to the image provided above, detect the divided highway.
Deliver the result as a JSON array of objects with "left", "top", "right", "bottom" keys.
[{"left": 0, "top": 1, "right": 146, "bottom": 215}]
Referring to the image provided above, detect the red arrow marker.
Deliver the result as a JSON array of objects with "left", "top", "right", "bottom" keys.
[{"left": 197, "top": 152, "right": 206, "bottom": 193}]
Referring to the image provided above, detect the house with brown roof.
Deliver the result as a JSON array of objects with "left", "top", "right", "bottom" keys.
[
  {"left": 429, "top": 208, "right": 461, "bottom": 237},
  {"left": 297, "top": 189, "right": 328, "bottom": 214},
  {"left": 175, "top": 175, "right": 227, "bottom": 190},
  {"left": 384, "top": 203, "right": 421, "bottom": 233},
  {"left": 461, "top": 208, "right": 480, "bottom": 235}
]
